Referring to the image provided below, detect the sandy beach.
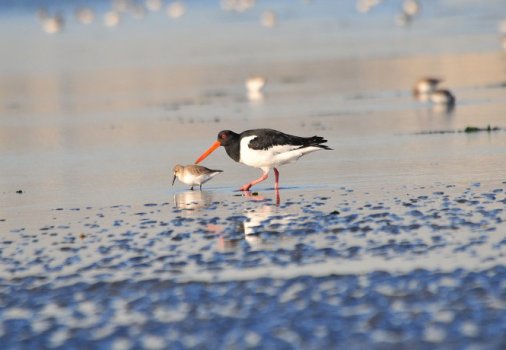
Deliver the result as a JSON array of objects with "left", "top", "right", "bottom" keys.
[{"left": 1, "top": 0, "right": 506, "bottom": 348}]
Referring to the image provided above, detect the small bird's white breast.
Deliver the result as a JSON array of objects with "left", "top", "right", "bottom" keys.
[{"left": 179, "top": 172, "right": 220, "bottom": 186}]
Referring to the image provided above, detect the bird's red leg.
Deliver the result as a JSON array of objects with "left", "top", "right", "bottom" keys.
[
  {"left": 273, "top": 168, "right": 279, "bottom": 190},
  {"left": 273, "top": 168, "right": 280, "bottom": 205},
  {"left": 240, "top": 171, "right": 269, "bottom": 191}
]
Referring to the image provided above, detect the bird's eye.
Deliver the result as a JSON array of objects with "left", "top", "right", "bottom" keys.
[{"left": 220, "top": 132, "right": 227, "bottom": 140}]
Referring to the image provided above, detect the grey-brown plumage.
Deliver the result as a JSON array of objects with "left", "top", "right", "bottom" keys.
[
  {"left": 413, "top": 77, "right": 442, "bottom": 96},
  {"left": 172, "top": 164, "right": 223, "bottom": 190}
]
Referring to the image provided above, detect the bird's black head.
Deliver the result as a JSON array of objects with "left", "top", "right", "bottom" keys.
[{"left": 217, "top": 130, "right": 238, "bottom": 147}]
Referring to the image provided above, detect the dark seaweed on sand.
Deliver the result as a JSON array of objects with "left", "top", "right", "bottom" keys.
[{"left": 415, "top": 125, "right": 502, "bottom": 135}]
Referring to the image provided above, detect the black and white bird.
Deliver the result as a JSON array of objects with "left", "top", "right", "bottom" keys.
[{"left": 195, "top": 129, "right": 331, "bottom": 191}]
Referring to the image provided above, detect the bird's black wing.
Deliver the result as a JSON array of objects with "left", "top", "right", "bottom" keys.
[{"left": 243, "top": 129, "right": 331, "bottom": 151}]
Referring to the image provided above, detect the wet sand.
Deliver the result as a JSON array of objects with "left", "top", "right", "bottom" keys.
[{"left": 1, "top": 0, "right": 506, "bottom": 348}]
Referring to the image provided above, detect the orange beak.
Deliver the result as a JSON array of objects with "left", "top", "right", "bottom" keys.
[{"left": 195, "top": 140, "right": 221, "bottom": 164}]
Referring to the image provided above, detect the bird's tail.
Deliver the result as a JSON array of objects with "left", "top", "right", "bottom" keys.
[{"left": 302, "top": 136, "right": 333, "bottom": 150}]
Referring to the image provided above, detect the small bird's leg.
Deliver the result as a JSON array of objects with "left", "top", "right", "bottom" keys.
[
  {"left": 273, "top": 167, "right": 279, "bottom": 190},
  {"left": 240, "top": 170, "right": 269, "bottom": 191},
  {"left": 190, "top": 186, "right": 194, "bottom": 191},
  {"left": 199, "top": 184, "right": 202, "bottom": 191}
]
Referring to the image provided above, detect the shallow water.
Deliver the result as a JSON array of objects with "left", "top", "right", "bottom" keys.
[
  {"left": 1, "top": 183, "right": 506, "bottom": 348},
  {"left": 1, "top": 0, "right": 506, "bottom": 348}
]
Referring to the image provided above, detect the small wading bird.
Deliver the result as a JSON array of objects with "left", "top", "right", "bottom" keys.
[
  {"left": 172, "top": 164, "right": 223, "bottom": 191},
  {"left": 413, "top": 77, "right": 441, "bottom": 101},
  {"left": 195, "top": 129, "right": 332, "bottom": 191}
]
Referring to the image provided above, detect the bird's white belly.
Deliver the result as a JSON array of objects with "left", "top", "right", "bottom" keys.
[
  {"left": 239, "top": 136, "right": 322, "bottom": 169},
  {"left": 180, "top": 173, "right": 206, "bottom": 186}
]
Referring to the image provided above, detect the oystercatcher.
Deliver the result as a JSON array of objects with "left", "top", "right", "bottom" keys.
[
  {"left": 195, "top": 129, "right": 332, "bottom": 191},
  {"left": 172, "top": 164, "right": 223, "bottom": 191}
]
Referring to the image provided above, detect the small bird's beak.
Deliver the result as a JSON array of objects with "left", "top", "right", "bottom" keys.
[
  {"left": 195, "top": 140, "right": 221, "bottom": 164},
  {"left": 172, "top": 174, "right": 177, "bottom": 186}
]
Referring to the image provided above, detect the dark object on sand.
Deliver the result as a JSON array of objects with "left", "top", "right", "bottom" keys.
[{"left": 464, "top": 125, "right": 499, "bottom": 133}]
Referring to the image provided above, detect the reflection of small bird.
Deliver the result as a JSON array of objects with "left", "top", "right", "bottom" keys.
[
  {"left": 413, "top": 77, "right": 441, "bottom": 100},
  {"left": 172, "top": 164, "right": 223, "bottom": 190},
  {"left": 173, "top": 191, "right": 213, "bottom": 210},
  {"left": 195, "top": 129, "right": 331, "bottom": 191},
  {"left": 430, "top": 89, "right": 456, "bottom": 105}
]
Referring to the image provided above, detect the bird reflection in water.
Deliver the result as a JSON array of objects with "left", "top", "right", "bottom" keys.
[
  {"left": 247, "top": 90, "right": 264, "bottom": 103},
  {"left": 173, "top": 190, "right": 214, "bottom": 210},
  {"left": 217, "top": 204, "right": 294, "bottom": 250},
  {"left": 173, "top": 189, "right": 290, "bottom": 250},
  {"left": 431, "top": 102, "right": 455, "bottom": 115},
  {"left": 216, "top": 191, "right": 294, "bottom": 251}
]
